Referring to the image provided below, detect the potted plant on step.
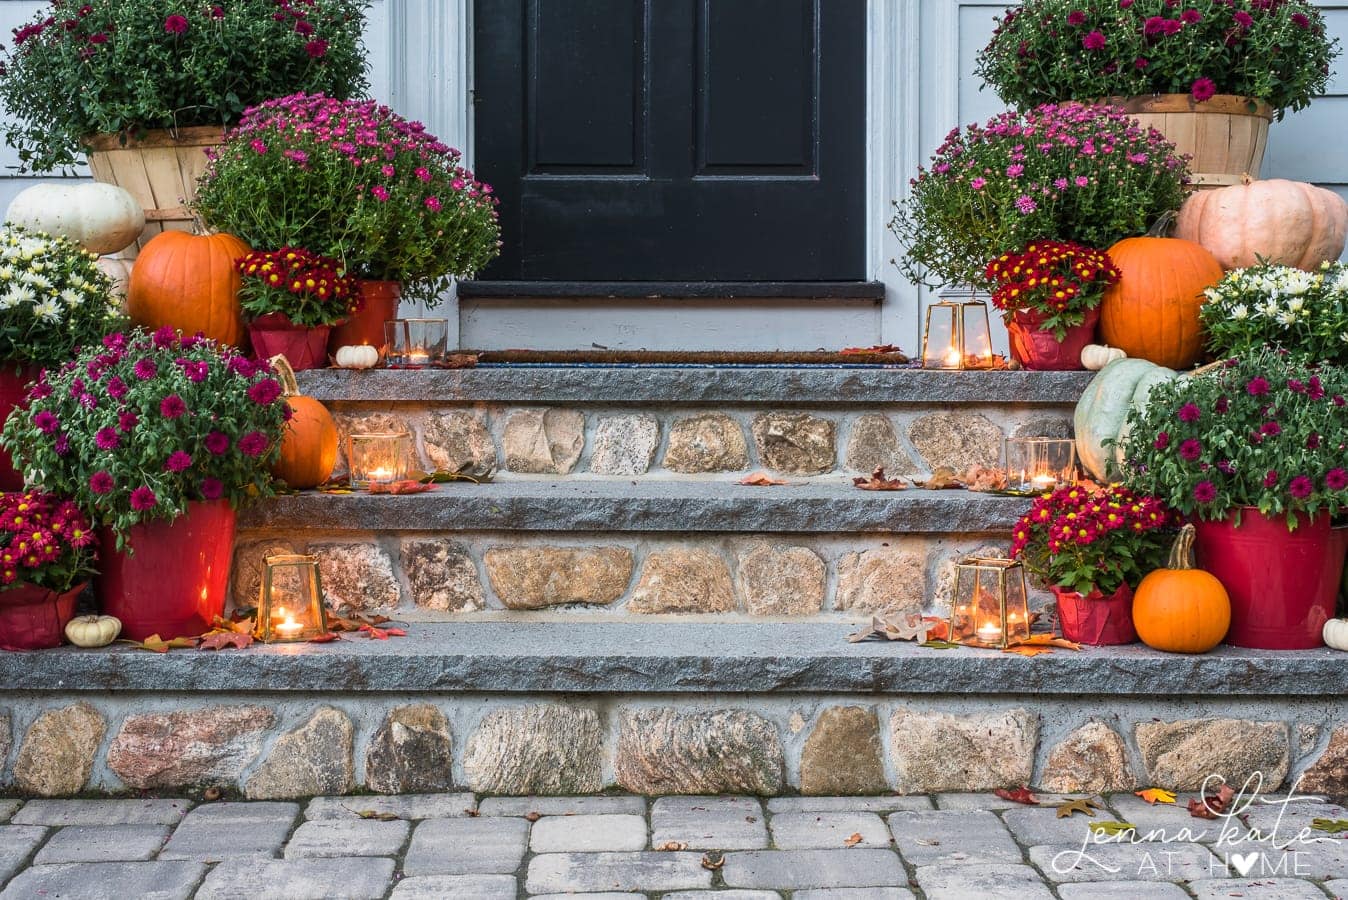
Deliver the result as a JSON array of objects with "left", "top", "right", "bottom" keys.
[
  {"left": 0, "top": 0, "right": 369, "bottom": 253},
  {"left": 0, "top": 327, "right": 288, "bottom": 640},
  {"left": 976, "top": 0, "right": 1339, "bottom": 187},
  {"left": 1011, "top": 482, "right": 1177, "bottom": 644},
  {"left": 986, "top": 240, "right": 1120, "bottom": 369},
  {"left": 0, "top": 227, "right": 122, "bottom": 490},
  {"left": 0, "top": 490, "right": 98, "bottom": 650},
  {"left": 1118, "top": 349, "right": 1348, "bottom": 649},
  {"left": 193, "top": 93, "right": 502, "bottom": 350},
  {"left": 238, "top": 248, "right": 362, "bottom": 370},
  {"left": 1200, "top": 262, "right": 1348, "bottom": 367}
]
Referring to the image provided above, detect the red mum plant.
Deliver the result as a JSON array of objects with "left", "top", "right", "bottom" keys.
[
  {"left": 0, "top": 489, "right": 97, "bottom": 591},
  {"left": 237, "top": 247, "right": 362, "bottom": 328},
  {"left": 1011, "top": 482, "right": 1177, "bottom": 595},
  {"left": 985, "top": 240, "right": 1120, "bottom": 340},
  {"left": 0, "top": 327, "right": 288, "bottom": 542}
]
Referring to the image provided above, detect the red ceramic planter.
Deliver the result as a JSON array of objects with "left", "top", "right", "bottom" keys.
[
  {"left": 329, "top": 280, "right": 400, "bottom": 353},
  {"left": 1053, "top": 582, "right": 1138, "bottom": 645},
  {"left": 97, "top": 500, "right": 236, "bottom": 641},
  {"left": 1006, "top": 308, "right": 1099, "bottom": 371},
  {"left": 248, "top": 314, "right": 331, "bottom": 371},
  {"left": 0, "top": 581, "right": 85, "bottom": 650},
  {"left": 1193, "top": 509, "right": 1347, "bottom": 649},
  {"left": 0, "top": 365, "right": 39, "bottom": 490}
]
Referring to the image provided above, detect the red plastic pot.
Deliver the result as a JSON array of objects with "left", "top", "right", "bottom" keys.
[
  {"left": 96, "top": 500, "right": 236, "bottom": 641},
  {"left": 248, "top": 314, "right": 331, "bottom": 371},
  {"left": 329, "top": 280, "right": 400, "bottom": 353},
  {"left": 1006, "top": 308, "right": 1100, "bottom": 371},
  {"left": 0, "top": 581, "right": 85, "bottom": 650},
  {"left": 0, "top": 365, "right": 40, "bottom": 491},
  {"left": 1193, "top": 508, "right": 1347, "bottom": 649},
  {"left": 1053, "top": 582, "right": 1138, "bottom": 645}
]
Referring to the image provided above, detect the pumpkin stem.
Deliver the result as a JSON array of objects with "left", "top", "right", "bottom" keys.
[
  {"left": 1148, "top": 210, "right": 1177, "bottom": 238},
  {"left": 1168, "top": 524, "right": 1197, "bottom": 570},
  {"left": 269, "top": 355, "right": 301, "bottom": 398},
  {"left": 1240, "top": 172, "right": 1254, "bottom": 186}
]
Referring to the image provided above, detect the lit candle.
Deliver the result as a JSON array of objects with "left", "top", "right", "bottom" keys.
[
  {"left": 273, "top": 607, "right": 304, "bottom": 638},
  {"left": 943, "top": 345, "right": 961, "bottom": 368},
  {"left": 977, "top": 621, "right": 1002, "bottom": 644},
  {"left": 1030, "top": 473, "right": 1057, "bottom": 490},
  {"left": 406, "top": 350, "right": 430, "bottom": 364},
  {"left": 368, "top": 467, "right": 394, "bottom": 482}
]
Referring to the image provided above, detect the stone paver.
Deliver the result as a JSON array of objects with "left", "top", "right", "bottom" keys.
[
  {"left": 403, "top": 816, "right": 529, "bottom": 876},
  {"left": 304, "top": 793, "right": 476, "bottom": 820},
  {"left": 1057, "top": 883, "right": 1191, "bottom": 899},
  {"left": 33, "top": 824, "right": 170, "bottom": 864},
  {"left": 0, "top": 861, "right": 205, "bottom": 900},
  {"left": 794, "top": 891, "right": 915, "bottom": 900},
  {"left": 1030, "top": 841, "right": 1219, "bottom": 883},
  {"left": 768, "top": 812, "right": 891, "bottom": 850},
  {"left": 0, "top": 801, "right": 22, "bottom": 823},
  {"left": 767, "top": 797, "right": 932, "bottom": 814},
  {"left": 532, "top": 894, "right": 643, "bottom": 900},
  {"left": 283, "top": 819, "right": 409, "bottom": 858},
  {"left": 390, "top": 875, "right": 517, "bottom": 898},
  {"left": 651, "top": 796, "right": 767, "bottom": 850},
  {"left": 525, "top": 852, "right": 713, "bottom": 894},
  {"left": 664, "top": 893, "right": 780, "bottom": 900},
  {"left": 530, "top": 813, "right": 648, "bottom": 852},
  {"left": 158, "top": 802, "right": 298, "bottom": 861},
  {"left": 12, "top": 798, "right": 191, "bottom": 826},
  {"left": 1103, "top": 792, "right": 1232, "bottom": 841},
  {"left": 479, "top": 795, "right": 646, "bottom": 816},
  {"left": 935, "top": 792, "right": 1092, "bottom": 810},
  {"left": 0, "top": 825, "right": 48, "bottom": 886},
  {"left": 915, "top": 864, "right": 1055, "bottom": 900},
  {"left": 721, "top": 850, "right": 905, "bottom": 890},
  {"left": 196, "top": 857, "right": 395, "bottom": 899},
  {"left": 888, "top": 810, "right": 1021, "bottom": 865},
  {"left": 1190, "top": 878, "right": 1330, "bottom": 898},
  {"left": 1002, "top": 806, "right": 1107, "bottom": 846}
]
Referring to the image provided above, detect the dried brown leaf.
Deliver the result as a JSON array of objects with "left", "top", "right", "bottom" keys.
[
  {"left": 739, "top": 471, "right": 791, "bottom": 486},
  {"left": 843, "top": 832, "right": 864, "bottom": 847},
  {"left": 655, "top": 841, "right": 688, "bottom": 852},
  {"left": 700, "top": 851, "right": 725, "bottom": 870},
  {"left": 915, "top": 466, "right": 964, "bottom": 490},
  {"left": 853, "top": 467, "right": 906, "bottom": 491},
  {"left": 994, "top": 787, "right": 1040, "bottom": 805},
  {"left": 1056, "top": 798, "right": 1101, "bottom": 819}
]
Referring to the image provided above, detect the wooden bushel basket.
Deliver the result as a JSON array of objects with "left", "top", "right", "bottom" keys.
[
  {"left": 1112, "top": 94, "right": 1273, "bottom": 191},
  {"left": 83, "top": 125, "right": 225, "bottom": 257}
]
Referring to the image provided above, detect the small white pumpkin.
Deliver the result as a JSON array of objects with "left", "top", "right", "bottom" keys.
[
  {"left": 64, "top": 614, "right": 122, "bottom": 648},
  {"left": 6, "top": 182, "right": 145, "bottom": 255},
  {"left": 334, "top": 344, "right": 380, "bottom": 369},
  {"left": 1081, "top": 344, "right": 1127, "bottom": 371},
  {"left": 1324, "top": 618, "right": 1348, "bottom": 651},
  {"left": 95, "top": 255, "right": 134, "bottom": 304}
]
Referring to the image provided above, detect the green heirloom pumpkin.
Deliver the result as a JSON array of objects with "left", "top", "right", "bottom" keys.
[{"left": 1074, "top": 358, "right": 1178, "bottom": 480}]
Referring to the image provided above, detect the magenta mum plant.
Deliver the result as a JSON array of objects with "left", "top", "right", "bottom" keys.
[
  {"left": 194, "top": 92, "right": 501, "bottom": 305},
  {"left": 891, "top": 103, "right": 1188, "bottom": 289},
  {"left": 977, "top": 0, "right": 1338, "bottom": 117},
  {"left": 0, "top": 327, "right": 288, "bottom": 542}
]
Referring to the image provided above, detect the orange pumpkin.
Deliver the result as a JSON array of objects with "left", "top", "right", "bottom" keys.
[
  {"left": 268, "top": 356, "right": 337, "bottom": 490},
  {"left": 1098, "top": 237, "right": 1224, "bottom": 370},
  {"left": 1132, "top": 524, "right": 1230, "bottom": 654},
  {"left": 127, "top": 230, "right": 250, "bottom": 347}
]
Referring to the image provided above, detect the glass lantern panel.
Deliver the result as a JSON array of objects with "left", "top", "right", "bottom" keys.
[
  {"left": 961, "top": 302, "right": 995, "bottom": 370},
  {"left": 923, "top": 303, "right": 960, "bottom": 369},
  {"left": 384, "top": 318, "right": 450, "bottom": 367},
  {"left": 948, "top": 557, "right": 1032, "bottom": 648},
  {"left": 257, "top": 554, "right": 326, "bottom": 643},
  {"left": 348, "top": 432, "right": 411, "bottom": 489},
  {"left": 1005, "top": 438, "right": 1077, "bottom": 492}
]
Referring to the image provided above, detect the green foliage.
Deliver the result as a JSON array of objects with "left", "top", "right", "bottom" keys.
[
  {"left": 0, "top": 0, "right": 369, "bottom": 173},
  {"left": 236, "top": 247, "right": 360, "bottom": 327},
  {"left": 1201, "top": 262, "right": 1348, "bottom": 366},
  {"left": 976, "top": 0, "right": 1338, "bottom": 118},
  {"left": 1118, "top": 349, "right": 1348, "bottom": 524},
  {"left": 0, "top": 328, "right": 288, "bottom": 540},
  {"left": 890, "top": 104, "right": 1188, "bottom": 290},
  {"left": 0, "top": 228, "right": 122, "bottom": 368}
]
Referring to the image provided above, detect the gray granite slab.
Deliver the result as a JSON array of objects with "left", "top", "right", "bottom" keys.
[
  {"left": 304, "top": 794, "right": 476, "bottom": 821},
  {"left": 33, "top": 825, "right": 170, "bottom": 864},
  {"left": 195, "top": 857, "right": 395, "bottom": 900},
  {"left": 0, "top": 861, "right": 206, "bottom": 900},
  {"left": 12, "top": 799, "right": 192, "bottom": 826}
]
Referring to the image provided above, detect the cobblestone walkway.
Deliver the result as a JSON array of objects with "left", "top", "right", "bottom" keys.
[{"left": 1, "top": 791, "right": 1347, "bottom": 898}]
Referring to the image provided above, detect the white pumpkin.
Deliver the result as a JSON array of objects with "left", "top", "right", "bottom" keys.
[
  {"left": 335, "top": 344, "right": 380, "bottom": 369},
  {"left": 95, "top": 255, "right": 134, "bottom": 304},
  {"left": 6, "top": 182, "right": 145, "bottom": 255},
  {"left": 1080, "top": 344, "right": 1127, "bottom": 371},
  {"left": 64, "top": 614, "right": 121, "bottom": 648},
  {"left": 1325, "top": 618, "right": 1348, "bottom": 652}
]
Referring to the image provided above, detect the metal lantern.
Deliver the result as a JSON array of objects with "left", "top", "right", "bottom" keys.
[
  {"left": 921, "top": 290, "right": 994, "bottom": 370},
  {"left": 347, "top": 431, "right": 412, "bottom": 490},
  {"left": 947, "top": 557, "right": 1031, "bottom": 649},
  {"left": 1004, "top": 437, "right": 1077, "bottom": 493},
  {"left": 255, "top": 554, "right": 327, "bottom": 643}
]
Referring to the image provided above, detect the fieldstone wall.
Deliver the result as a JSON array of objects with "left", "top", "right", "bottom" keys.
[
  {"left": 230, "top": 531, "right": 1024, "bottom": 621},
  {"left": 2, "top": 693, "right": 1346, "bottom": 799}
]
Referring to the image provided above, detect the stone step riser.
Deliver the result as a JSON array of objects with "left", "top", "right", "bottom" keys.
[
  {"left": 231, "top": 530, "right": 1024, "bottom": 621},
  {"left": 4, "top": 693, "right": 1341, "bottom": 799}
]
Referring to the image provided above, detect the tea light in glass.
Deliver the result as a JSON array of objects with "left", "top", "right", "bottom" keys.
[
  {"left": 1004, "top": 437, "right": 1077, "bottom": 493},
  {"left": 384, "top": 318, "right": 449, "bottom": 367},
  {"left": 347, "top": 431, "right": 411, "bottom": 489},
  {"left": 254, "top": 554, "right": 327, "bottom": 643},
  {"left": 947, "top": 557, "right": 1031, "bottom": 649},
  {"left": 921, "top": 290, "right": 995, "bottom": 370}
]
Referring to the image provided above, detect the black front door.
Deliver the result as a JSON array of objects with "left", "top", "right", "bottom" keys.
[{"left": 473, "top": 0, "right": 867, "bottom": 282}]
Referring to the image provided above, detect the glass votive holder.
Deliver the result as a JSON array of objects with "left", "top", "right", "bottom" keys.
[
  {"left": 384, "top": 318, "right": 449, "bottom": 367},
  {"left": 347, "top": 431, "right": 412, "bottom": 489},
  {"left": 1004, "top": 437, "right": 1077, "bottom": 493}
]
